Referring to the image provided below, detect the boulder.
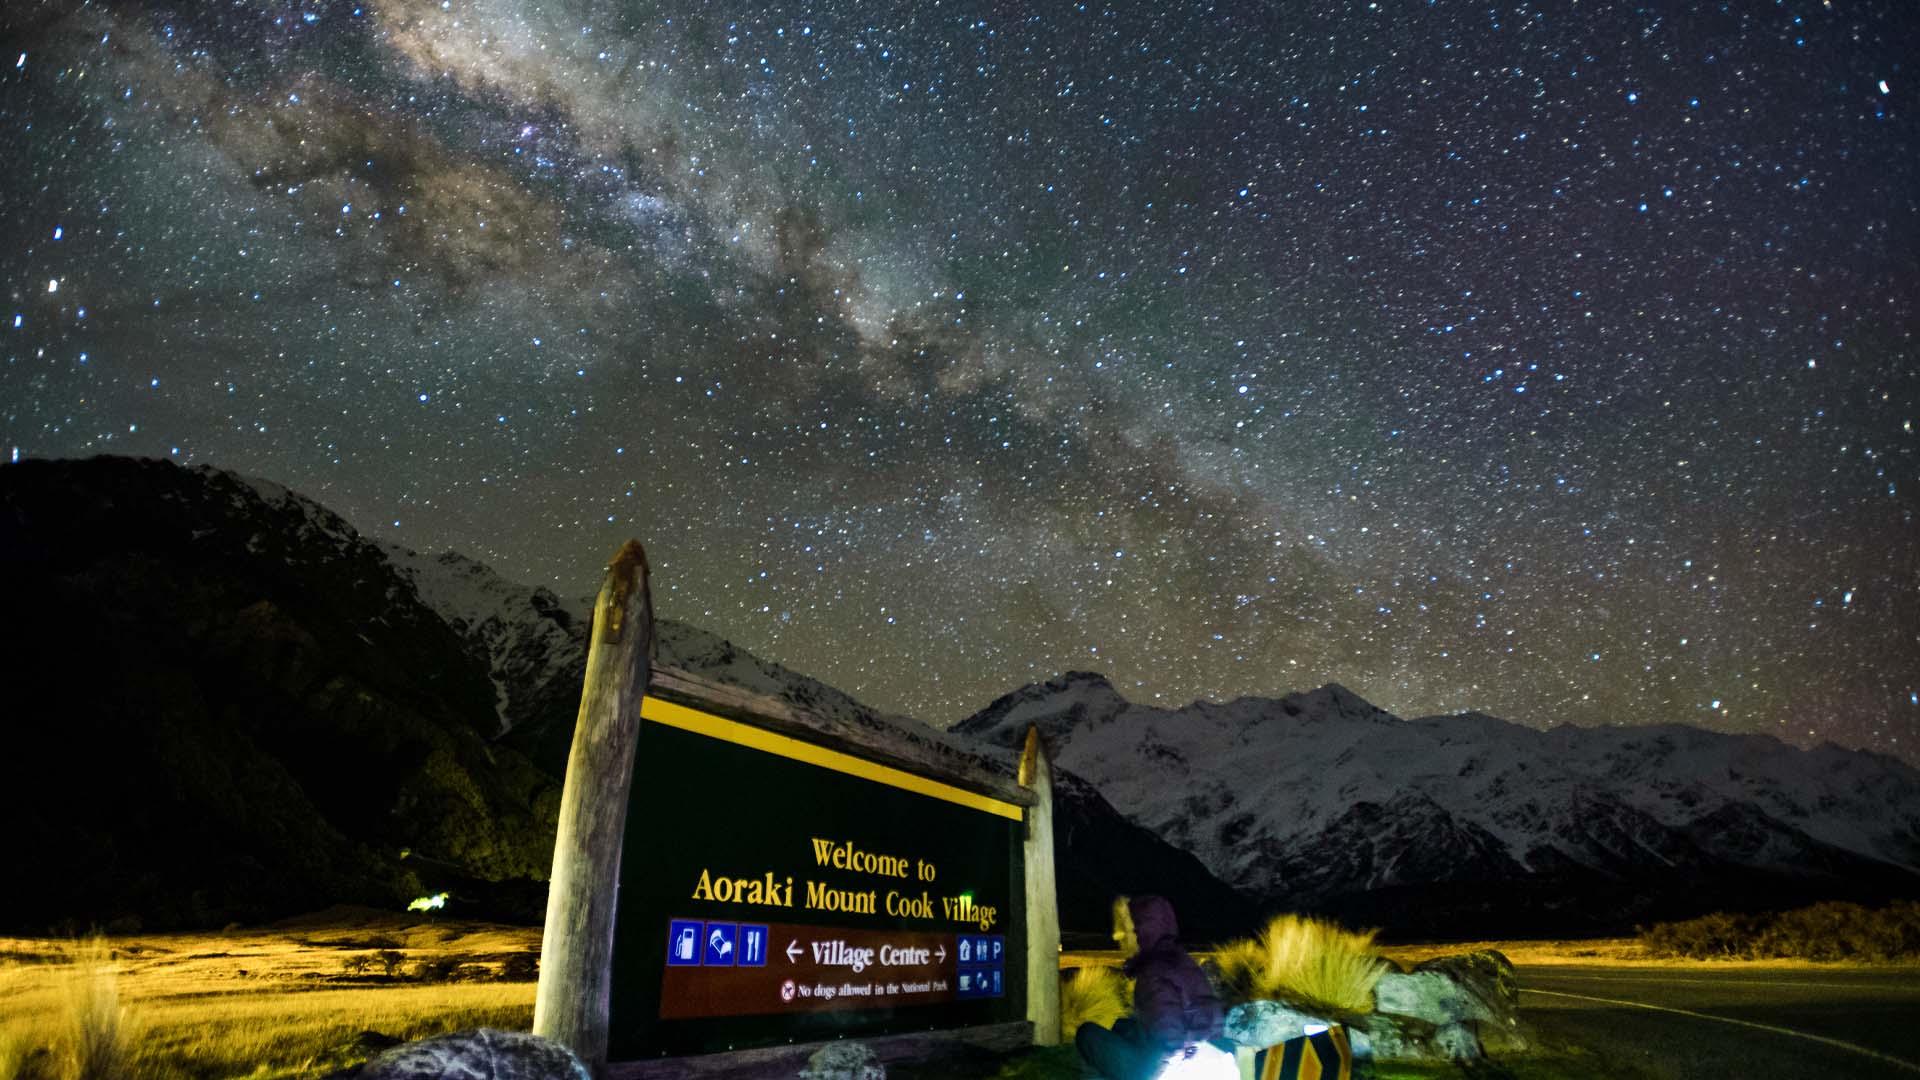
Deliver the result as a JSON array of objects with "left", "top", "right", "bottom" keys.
[
  {"left": 1360, "top": 950, "right": 1524, "bottom": 1063},
  {"left": 798, "top": 1041, "right": 885, "bottom": 1080},
  {"left": 356, "top": 1029, "right": 589, "bottom": 1080},
  {"left": 1222, "top": 1001, "right": 1338, "bottom": 1048},
  {"left": 1353, "top": 1011, "right": 1449, "bottom": 1063}
]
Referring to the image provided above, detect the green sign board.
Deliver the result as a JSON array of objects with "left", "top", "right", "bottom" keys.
[{"left": 608, "top": 696, "right": 1027, "bottom": 1059}]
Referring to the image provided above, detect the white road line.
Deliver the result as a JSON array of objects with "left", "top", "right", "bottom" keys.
[
  {"left": 1521, "top": 987, "right": 1920, "bottom": 1074},
  {"left": 1534, "top": 972, "right": 1920, "bottom": 993}
]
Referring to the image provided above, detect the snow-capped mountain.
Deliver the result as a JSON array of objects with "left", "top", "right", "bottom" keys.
[{"left": 953, "top": 672, "right": 1920, "bottom": 935}]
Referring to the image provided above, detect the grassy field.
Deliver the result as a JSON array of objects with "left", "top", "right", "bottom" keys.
[
  {"left": 0, "top": 909, "right": 539, "bottom": 1079},
  {"left": 4, "top": 915, "right": 1899, "bottom": 1080}
]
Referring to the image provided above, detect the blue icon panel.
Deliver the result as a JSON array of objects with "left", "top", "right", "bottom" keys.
[
  {"left": 956, "top": 933, "right": 1006, "bottom": 998},
  {"left": 666, "top": 919, "right": 703, "bottom": 966},
  {"left": 957, "top": 964, "right": 1005, "bottom": 998},
  {"left": 703, "top": 921, "right": 738, "bottom": 966},
  {"left": 738, "top": 924, "right": 769, "bottom": 967}
]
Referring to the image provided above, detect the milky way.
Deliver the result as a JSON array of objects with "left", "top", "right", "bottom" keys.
[{"left": 3, "top": 0, "right": 1914, "bottom": 756}]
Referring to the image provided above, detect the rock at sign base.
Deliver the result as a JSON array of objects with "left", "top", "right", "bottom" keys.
[
  {"left": 1360, "top": 950, "right": 1525, "bottom": 1064},
  {"left": 798, "top": 1040, "right": 885, "bottom": 1080},
  {"left": 1373, "top": 950, "right": 1518, "bottom": 1029},
  {"left": 356, "top": 1028, "right": 590, "bottom": 1080},
  {"left": 1222, "top": 1001, "right": 1339, "bottom": 1049}
]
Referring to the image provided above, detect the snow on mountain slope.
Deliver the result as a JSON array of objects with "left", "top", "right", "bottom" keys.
[
  {"left": 382, "top": 546, "right": 586, "bottom": 734},
  {"left": 382, "top": 543, "right": 987, "bottom": 764},
  {"left": 952, "top": 672, "right": 1920, "bottom": 925}
]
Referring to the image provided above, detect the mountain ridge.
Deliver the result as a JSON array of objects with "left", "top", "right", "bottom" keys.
[{"left": 953, "top": 673, "right": 1920, "bottom": 935}]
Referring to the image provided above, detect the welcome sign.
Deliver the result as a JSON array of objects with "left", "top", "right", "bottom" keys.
[{"left": 607, "top": 694, "right": 1027, "bottom": 1058}]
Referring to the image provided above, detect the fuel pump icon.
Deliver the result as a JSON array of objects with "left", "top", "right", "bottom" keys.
[{"left": 667, "top": 919, "right": 703, "bottom": 966}]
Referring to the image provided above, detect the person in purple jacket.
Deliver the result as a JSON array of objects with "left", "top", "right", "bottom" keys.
[{"left": 1075, "top": 895, "right": 1227, "bottom": 1079}]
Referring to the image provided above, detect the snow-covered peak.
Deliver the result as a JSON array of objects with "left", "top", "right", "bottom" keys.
[
  {"left": 953, "top": 670, "right": 1132, "bottom": 748},
  {"left": 947, "top": 674, "right": 1920, "bottom": 927}
]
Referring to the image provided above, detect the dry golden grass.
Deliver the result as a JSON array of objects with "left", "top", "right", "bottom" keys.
[
  {"left": 1379, "top": 934, "right": 1920, "bottom": 970},
  {"left": 1210, "top": 914, "right": 1387, "bottom": 1015},
  {"left": 1377, "top": 937, "right": 1647, "bottom": 968},
  {"left": 1057, "top": 965, "right": 1132, "bottom": 1042},
  {"left": 1062, "top": 937, "right": 1659, "bottom": 973},
  {"left": 0, "top": 910, "right": 538, "bottom": 1080}
]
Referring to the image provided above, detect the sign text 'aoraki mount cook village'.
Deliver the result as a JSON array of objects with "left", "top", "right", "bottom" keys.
[
  {"left": 607, "top": 696, "right": 1027, "bottom": 1057},
  {"left": 685, "top": 837, "right": 1000, "bottom": 928}
]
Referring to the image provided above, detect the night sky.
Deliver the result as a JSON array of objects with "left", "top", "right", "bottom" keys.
[{"left": 3, "top": 1, "right": 1914, "bottom": 758}]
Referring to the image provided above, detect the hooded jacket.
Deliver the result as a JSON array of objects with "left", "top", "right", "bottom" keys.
[{"left": 1121, "top": 895, "right": 1225, "bottom": 1051}]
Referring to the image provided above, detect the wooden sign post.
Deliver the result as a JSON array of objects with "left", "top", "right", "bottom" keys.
[
  {"left": 1019, "top": 726, "right": 1061, "bottom": 1046},
  {"left": 534, "top": 540, "right": 655, "bottom": 1077}
]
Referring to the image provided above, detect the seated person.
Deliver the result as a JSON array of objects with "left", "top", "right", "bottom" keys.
[{"left": 1076, "top": 895, "right": 1226, "bottom": 1079}]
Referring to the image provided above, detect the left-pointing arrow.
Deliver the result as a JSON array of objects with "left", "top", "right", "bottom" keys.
[{"left": 786, "top": 940, "right": 802, "bottom": 963}]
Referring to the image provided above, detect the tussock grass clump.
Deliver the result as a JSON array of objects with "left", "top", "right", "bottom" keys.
[
  {"left": 1058, "top": 965, "right": 1133, "bottom": 1041},
  {"left": 61, "top": 937, "right": 135, "bottom": 1080},
  {"left": 1640, "top": 900, "right": 1920, "bottom": 961},
  {"left": 1, "top": 935, "right": 139, "bottom": 1080},
  {"left": 1211, "top": 914, "right": 1387, "bottom": 1015}
]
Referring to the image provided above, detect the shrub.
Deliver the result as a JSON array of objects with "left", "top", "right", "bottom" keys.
[
  {"left": 341, "top": 955, "right": 373, "bottom": 976},
  {"left": 1641, "top": 900, "right": 1920, "bottom": 961},
  {"left": 410, "top": 957, "right": 468, "bottom": 983},
  {"left": 375, "top": 950, "right": 407, "bottom": 977},
  {"left": 1638, "top": 910, "right": 1760, "bottom": 959},
  {"left": 1212, "top": 913, "right": 1386, "bottom": 1015},
  {"left": 1058, "top": 965, "right": 1133, "bottom": 1042},
  {"left": 408, "top": 955, "right": 492, "bottom": 983},
  {"left": 499, "top": 952, "right": 539, "bottom": 982}
]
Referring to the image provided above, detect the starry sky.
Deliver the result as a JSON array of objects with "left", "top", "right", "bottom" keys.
[{"left": 3, "top": 0, "right": 1915, "bottom": 758}]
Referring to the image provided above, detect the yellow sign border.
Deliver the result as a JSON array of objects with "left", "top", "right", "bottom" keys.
[{"left": 640, "top": 696, "right": 1025, "bottom": 822}]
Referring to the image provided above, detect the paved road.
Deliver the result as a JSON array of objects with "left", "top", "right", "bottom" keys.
[{"left": 1516, "top": 963, "right": 1920, "bottom": 1079}]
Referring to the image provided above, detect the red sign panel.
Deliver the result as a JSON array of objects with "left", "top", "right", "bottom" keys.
[{"left": 657, "top": 919, "right": 1007, "bottom": 1020}]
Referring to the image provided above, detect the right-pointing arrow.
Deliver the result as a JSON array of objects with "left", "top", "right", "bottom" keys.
[
  {"left": 935, "top": 944, "right": 946, "bottom": 963},
  {"left": 786, "top": 940, "right": 802, "bottom": 963}
]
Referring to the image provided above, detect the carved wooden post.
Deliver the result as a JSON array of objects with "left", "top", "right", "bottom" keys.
[
  {"left": 1019, "top": 724, "right": 1061, "bottom": 1045},
  {"left": 535, "top": 540, "right": 654, "bottom": 1078}
]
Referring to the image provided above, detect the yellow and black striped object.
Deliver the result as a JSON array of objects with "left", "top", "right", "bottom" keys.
[{"left": 1257, "top": 1024, "right": 1353, "bottom": 1080}]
